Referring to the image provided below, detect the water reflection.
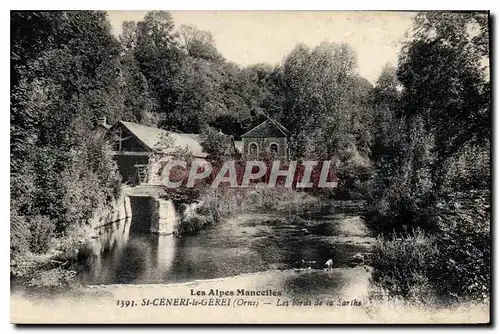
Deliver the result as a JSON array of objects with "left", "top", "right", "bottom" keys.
[
  {"left": 80, "top": 212, "right": 368, "bottom": 285},
  {"left": 283, "top": 270, "right": 344, "bottom": 297},
  {"left": 154, "top": 235, "right": 177, "bottom": 281},
  {"left": 115, "top": 238, "right": 152, "bottom": 283}
]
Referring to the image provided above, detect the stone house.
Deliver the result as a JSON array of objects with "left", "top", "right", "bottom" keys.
[{"left": 239, "top": 118, "right": 289, "bottom": 160}]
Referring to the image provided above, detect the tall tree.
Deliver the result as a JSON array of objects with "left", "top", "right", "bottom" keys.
[
  {"left": 119, "top": 21, "right": 158, "bottom": 124},
  {"left": 133, "top": 11, "right": 185, "bottom": 127},
  {"left": 277, "top": 42, "right": 369, "bottom": 164},
  {"left": 11, "top": 11, "right": 123, "bottom": 232},
  {"left": 370, "top": 63, "right": 402, "bottom": 159},
  {"left": 178, "top": 24, "right": 223, "bottom": 62},
  {"left": 397, "top": 11, "right": 490, "bottom": 191}
]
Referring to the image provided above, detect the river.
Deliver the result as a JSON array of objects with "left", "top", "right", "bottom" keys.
[{"left": 77, "top": 208, "right": 374, "bottom": 285}]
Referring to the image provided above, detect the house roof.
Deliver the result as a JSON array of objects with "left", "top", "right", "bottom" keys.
[
  {"left": 119, "top": 121, "right": 207, "bottom": 157},
  {"left": 241, "top": 119, "right": 289, "bottom": 138}
]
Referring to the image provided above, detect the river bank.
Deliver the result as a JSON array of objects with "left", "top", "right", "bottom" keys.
[
  {"left": 11, "top": 265, "right": 488, "bottom": 324},
  {"left": 11, "top": 205, "right": 489, "bottom": 324},
  {"left": 77, "top": 206, "right": 376, "bottom": 285}
]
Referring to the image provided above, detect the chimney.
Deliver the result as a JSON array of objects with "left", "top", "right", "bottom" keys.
[{"left": 97, "top": 117, "right": 107, "bottom": 127}]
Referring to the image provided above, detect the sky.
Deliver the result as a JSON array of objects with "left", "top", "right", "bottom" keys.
[{"left": 107, "top": 11, "right": 415, "bottom": 84}]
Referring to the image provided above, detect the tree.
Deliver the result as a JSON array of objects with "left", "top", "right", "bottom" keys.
[
  {"left": 370, "top": 63, "right": 402, "bottom": 159},
  {"left": 119, "top": 21, "right": 158, "bottom": 124},
  {"left": 178, "top": 25, "right": 222, "bottom": 61},
  {"left": 368, "top": 11, "right": 491, "bottom": 231},
  {"left": 277, "top": 42, "right": 370, "bottom": 165},
  {"left": 168, "top": 56, "right": 226, "bottom": 132},
  {"left": 397, "top": 11, "right": 490, "bottom": 192},
  {"left": 200, "top": 126, "right": 235, "bottom": 160},
  {"left": 133, "top": 11, "right": 185, "bottom": 126},
  {"left": 11, "top": 11, "right": 123, "bottom": 233}
]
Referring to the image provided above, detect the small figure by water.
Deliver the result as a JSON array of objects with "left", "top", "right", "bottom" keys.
[{"left": 324, "top": 258, "right": 333, "bottom": 271}]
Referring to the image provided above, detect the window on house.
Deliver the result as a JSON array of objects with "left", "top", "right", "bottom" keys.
[
  {"left": 269, "top": 143, "right": 279, "bottom": 154},
  {"left": 249, "top": 143, "right": 258, "bottom": 155},
  {"left": 135, "top": 164, "right": 148, "bottom": 185}
]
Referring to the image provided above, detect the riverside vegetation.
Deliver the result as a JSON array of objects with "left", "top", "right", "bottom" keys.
[{"left": 10, "top": 10, "right": 490, "bottom": 307}]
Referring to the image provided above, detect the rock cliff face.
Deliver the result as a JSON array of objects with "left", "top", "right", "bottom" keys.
[
  {"left": 86, "top": 193, "right": 133, "bottom": 256},
  {"left": 90, "top": 194, "right": 132, "bottom": 230},
  {"left": 87, "top": 191, "right": 207, "bottom": 259}
]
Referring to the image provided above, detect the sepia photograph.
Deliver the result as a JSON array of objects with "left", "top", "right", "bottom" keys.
[{"left": 9, "top": 9, "right": 491, "bottom": 324}]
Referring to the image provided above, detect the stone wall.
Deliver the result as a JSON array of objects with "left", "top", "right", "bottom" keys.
[
  {"left": 90, "top": 193, "right": 132, "bottom": 229},
  {"left": 86, "top": 193, "right": 132, "bottom": 256},
  {"left": 92, "top": 190, "right": 181, "bottom": 241},
  {"left": 150, "top": 198, "right": 177, "bottom": 235},
  {"left": 242, "top": 136, "right": 288, "bottom": 159}
]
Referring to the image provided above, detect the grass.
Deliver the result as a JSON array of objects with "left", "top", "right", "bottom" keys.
[
  {"left": 175, "top": 200, "right": 218, "bottom": 235},
  {"left": 201, "top": 186, "right": 326, "bottom": 216},
  {"left": 11, "top": 221, "right": 93, "bottom": 289}
]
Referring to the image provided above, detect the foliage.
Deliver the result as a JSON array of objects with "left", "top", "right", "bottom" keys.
[
  {"left": 371, "top": 228, "right": 440, "bottom": 303},
  {"left": 398, "top": 12, "right": 490, "bottom": 190},
  {"left": 200, "top": 125, "right": 235, "bottom": 159},
  {"left": 371, "top": 193, "right": 490, "bottom": 304},
  {"left": 178, "top": 24, "right": 223, "bottom": 61},
  {"left": 10, "top": 11, "right": 490, "bottom": 297},
  {"left": 435, "top": 192, "right": 490, "bottom": 302},
  {"left": 274, "top": 42, "right": 371, "bottom": 161},
  {"left": 367, "top": 12, "right": 490, "bottom": 303},
  {"left": 367, "top": 116, "right": 437, "bottom": 234},
  {"left": 201, "top": 186, "right": 324, "bottom": 217},
  {"left": 27, "top": 267, "right": 77, "bottom": 288},
  {"left": 176, "top": 201, "right": 218, "bottom": 235},
  {"left": 10, "top": 11, "right": 126, "bottom": 285}
]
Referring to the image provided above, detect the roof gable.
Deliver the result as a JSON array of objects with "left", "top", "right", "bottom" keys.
[
  {"left": 112, "top": 121, "right": 208, "bottom": 157},
  {"left": 241, "top": 119, "right": 288, "bottom": 138}
]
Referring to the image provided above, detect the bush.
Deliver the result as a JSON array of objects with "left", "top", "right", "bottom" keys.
[
  {"left": 371, "top": 228, "right": 440, "bottom": 303},
  {"left": 202, "top": 186, "right": 323, "bottom": 216},
  {"left": 28, "top": 215, "right": 56, "bottom": 254},
  {"left": 176, "top": 201, "right": 218, "bottom": 235},
  {"left": 10, "top": 212, "right": 90, "bottom": 286},
  {"left": 434, "top": 192, "right": 490, "bottom": 302},
  {"left": 11, "top": 213, "right": 56, "bottom": 256},
  {"left": 371, "top": 192, "right": 490, "bottom": 304},
  {"left": 27, "top": 267, "right": 76, "bottom": 288},
  {"left": 11, "top": 213, "right": 31, "bottom": 257},
  {"left": 366, "top": 117, "right": 437, "bottom": 234}
]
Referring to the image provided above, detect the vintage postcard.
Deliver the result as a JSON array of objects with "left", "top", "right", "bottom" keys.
[{"left": 10, "top": 10, "right": 491, "bottom": 324}]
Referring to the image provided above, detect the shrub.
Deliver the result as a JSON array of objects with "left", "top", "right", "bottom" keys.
[
  {"left": 176, "top": 201, "right": 218, "bottom": 235},
  {"left": 371, "top": 193, "right": 490, "bottom": 304},
  {"left": 10, "top": 213, "right": 31, "bottom": 258},
  {"left": 202, "top": 186, "right": 323, "bottom": 216},
  {"left": 27, "top": 267, "right": 76, "bottom": 288},
  {"left": 434, "top": 192, "right": 490, "bottom": 302},
  {"left": 366, "top": 117, "right": 437, "bottom": 234},
  {"left": 371, "top": 228, "right": 440, "bottom": 303},
  {"left": 11, "top": 213, "right": 56, "bottom": 256},
  {"left": 28, "top": 215, "right": 56, "bottom": 254}
]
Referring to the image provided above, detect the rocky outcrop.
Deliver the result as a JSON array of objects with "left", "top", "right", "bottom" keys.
[{"left": 90, "top": 194, "right": 132, "bottom": 229}]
